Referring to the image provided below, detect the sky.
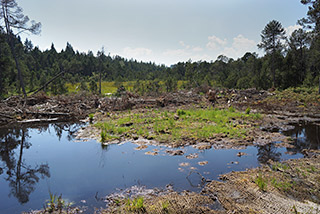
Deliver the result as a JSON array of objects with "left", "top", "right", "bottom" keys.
[{"left": 18, "top": 0, "right": 308, "bottom": 66}]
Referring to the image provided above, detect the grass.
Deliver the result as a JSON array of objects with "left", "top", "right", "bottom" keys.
[
  {"left": 272, "top": 162, "right": 289, "bottom": 171},
  {"left": 66, "top": 81, "right": 135, "bottom": 94},
  {"left": 270, "top": 178, "right": 293, "bottom": 191},
  {"left": 255, "top": 173, "right": 267, "bottom": 191},
  {"left": 89, "top": 113, "right": 94, "bottom": 123},
  {"left": 44, "top": 193, "right": 73, "bottom": 213},
  {"left": 66, "top": 80, "right": 186, "bottom": 95},
  {"left": 95, "top": 107, "right": 261, "bottom": 144},
  {"left": 125, "top": 197, "right": 146, "bottom": 212},
  {"left": 265, "top": 87, "right": 320, "bottom": 108}
]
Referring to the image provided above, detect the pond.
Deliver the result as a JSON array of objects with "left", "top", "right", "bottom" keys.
[{"left": 0, "top": 121, "right": 318, "bottom": 214}]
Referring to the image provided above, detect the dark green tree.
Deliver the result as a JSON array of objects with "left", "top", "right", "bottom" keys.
[
  {"left": 258, "top": 20, "right": 286, "bottom": 88},
  {"left": 0, "top": 0, "right": 41, "bottom": 100},
  {"left": 285, "top": 29, "right": 311, "bottom": 86},
  {"left": 89, "top": 78, "right": 98, "bottom": 93},
  {"left": 299, "top": 0, "right": 320, "bottom": 33}
]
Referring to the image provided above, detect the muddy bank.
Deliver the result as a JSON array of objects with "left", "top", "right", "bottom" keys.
[
  {"left": 0, "top": 90, "right": 203, "bottom": 127},
  {"left": 1, "top": 88, "right": 319, "bottom": 127},
  {"left": 104, "top": 153, "right": 320, "bottom": 214}
]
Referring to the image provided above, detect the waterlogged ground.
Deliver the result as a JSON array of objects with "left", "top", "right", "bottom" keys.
[{"left": 0, "top": 122, "right": 317, "bottom": 213}]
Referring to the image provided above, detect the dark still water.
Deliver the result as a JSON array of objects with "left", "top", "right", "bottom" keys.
[{"left": 0, "top": 121, "right": 317, "bottom": 213}]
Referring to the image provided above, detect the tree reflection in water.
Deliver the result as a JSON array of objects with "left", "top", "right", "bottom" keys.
[
  {"left": 0, "top": 122, "right": 83, "bottom": 204},
  {"left": 284, "top": 122, "right": 320, "bottom": 154},
  {"left": 256, "top": 143, "right": 281, "bottom": 164}
]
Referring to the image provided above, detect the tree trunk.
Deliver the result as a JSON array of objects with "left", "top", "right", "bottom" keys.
[
  {"left": 31, "top": 69, "right": 66, "bottom": 95},
  {"left": 16, "top": 129, "right": 25, "bottom": 194},
  {"left": 99, "top": 69, "right": 102, "bottom": 95},
  {"left": 9, "top": 37, "right": 27, "bottom": 101},
  {"left": 272, "top": 52, "right": 275, "bottom": 88}
]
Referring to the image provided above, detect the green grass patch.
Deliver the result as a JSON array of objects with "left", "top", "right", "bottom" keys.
[
  {"left": 126, "top": 197, "right": 146, "bottom": 212},
  {"left": 95, "top": 107, "right": 261, "bottom": 144},
  {"left": 255, "top": 174, "right": 267, "bottom": 191},
  {"left": 66, "top": 80, "right": 186, "bottom": 95},
  {"left": 270, "top": 178, "right": 293, "bottom": 191},
  {"left": 271, "top": 162, "right": 289, "bottom": 171},
  {"left": 66, "top": 81, "right": 135, "bottom": 94}
]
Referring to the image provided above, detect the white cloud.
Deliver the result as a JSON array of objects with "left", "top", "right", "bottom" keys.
[
  {"left": 192, "top": 46, "right": 203, "bottom": 52},
  {"left": 123, "top": 47, "right": 152, "bottom": 59},
  {"left": 206, "top": 35, "right": 227, "bottom": 50},
  {"left": 285, "top": 25, "right": 302, "bottom": 36},
  {"left": 179, "top": 41, "right": 190, "bottom": 49},
  {"left": 220, "top": 34, "right": 257, "bottom": 59}
]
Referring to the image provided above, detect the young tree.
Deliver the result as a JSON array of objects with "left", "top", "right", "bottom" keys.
[
  {"left": 0, "top": 0, "right": 41, "bottom": 100},
  {"left": 97, "top": 47, "right": 107, "bottom": 95},
  {"left": 258, "top": 20, "right": 286, "bottom": 88}
]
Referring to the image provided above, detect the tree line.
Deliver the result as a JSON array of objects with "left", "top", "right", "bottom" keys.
[{"left": 1, "top": 0, "right": 320, "bottom": 99}]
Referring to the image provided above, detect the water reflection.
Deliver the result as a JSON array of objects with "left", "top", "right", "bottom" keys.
[
  {"left": 0, "top": 123, "right": 82, "bottom": 205},
  {"left": 0, "top": 121, "right": 312, "bottom": 213},
  {"left": 256, "top": 143, "right": 281, "bottom": 164},
  {"left": 284, "top": 122, "right": 320, "bottom": 153}
]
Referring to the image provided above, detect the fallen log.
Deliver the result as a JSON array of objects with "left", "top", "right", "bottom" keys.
[
  {"left": 18, "top": 118, "right": 59, "bottom": 123},
  {"left": 25, "top": 111, "right": 71, "bottom": 117}
]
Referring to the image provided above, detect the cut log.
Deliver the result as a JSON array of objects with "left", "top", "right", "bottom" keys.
[
  {"left": 18, "top": 118, "right": 59, "bottom": 123},
  {"left": 25, "top": 111, "right": 71, "bottom": 117}
]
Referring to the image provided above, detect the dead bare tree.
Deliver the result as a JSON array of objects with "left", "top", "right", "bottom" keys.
[{"left": 0, "top": 0, "right": 41, "bottom": 102}]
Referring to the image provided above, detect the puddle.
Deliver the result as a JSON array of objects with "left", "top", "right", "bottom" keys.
[
  {"left": 0, "top": 122, "right": 318, "bottom": 213},
  {"left": 283, "top": 121, "right": 320, "bottom": 151}
]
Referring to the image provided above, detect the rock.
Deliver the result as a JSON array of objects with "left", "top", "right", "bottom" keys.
[
  {"left": 179, "top": 162, "right": 190, "bottom": 167},
  {"left": 198, "top": 161, "right": 209, "bottom": 166},
  {"left": 237, "top": 152, "right": 247, "bottom": 157},
  {"left": 194, "top": 143, "right": 212, "bottom": 150},
  {"left": 186, "top": 153, "right": 199, "bottom": 159},
  {"left": 145, "top": 151, "right": 158, "bottom": 156},
  {"left": 135, "top": 145, "right": 148, "bottom": 150},
  {"left": 166, "top": 150, "right": 184, "bottom": 156},
  {"left": 178, "top": 168, "right": 184, "bottom": 172}
]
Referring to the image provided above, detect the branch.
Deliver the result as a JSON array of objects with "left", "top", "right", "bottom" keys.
[{"left": 29, "top": 70, "right": 66, "bottom": 95}]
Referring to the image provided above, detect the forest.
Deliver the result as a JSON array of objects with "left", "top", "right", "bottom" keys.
[{"left": 1, "top": 1, "right": 320, "bottom": 99}]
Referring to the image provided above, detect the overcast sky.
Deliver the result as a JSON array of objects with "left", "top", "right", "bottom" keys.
[{"left": 19, "top": 0, "right": 308, "bottom": 66}]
